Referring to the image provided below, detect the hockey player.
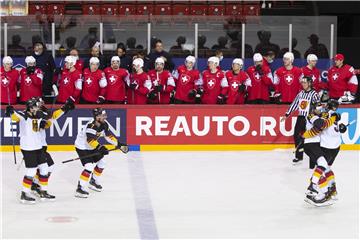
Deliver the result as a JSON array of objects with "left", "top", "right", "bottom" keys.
[
  {"left": 57, "top": 56, "right": 82, "bottom": 104},
  {"left": 5, "top": 99, "right": 55, "bottom": 203},
  {"left": 147, "top": 57, "right": 176, "bottom": 104},
  {"left": 31, "top": 97, "right": 75, "bottom": 197},
  {"left": 225, "top": 58, "right": 251, "bottom": 104},
  {"left": 301, "top": 54, "right": 326, "bottom": 93},
  {"left": 103, "top": 56, "right": 130, "bottom": 104},
  {"left": 173, "top": 56, "right": 201, "bottom": 104},
  {"left": 281, "top": 76, "right": 320, "bottom": 165},
  {"left": 74, "top": 108, "right": 129, "bottom": 198},
  {"left": 19, "top": 56, "right": 43, "bottom": 103},
  {"left": 246, "top": 53, "right": 273, "bottom": 104},
  {"left": 302, "top": 102, "right": 339, "bottom": 206},
  {"left": 1, "top": 56, "right": 19, "bottom": 104},
  {"left": 326, "top": 54, "right": 358, "bottom": 103},
  {"left": 127, "top": 58, "right": 152, "bottom": 104},
  {"left": 81, "top": 57, "right": 107, "bottom": 104},
  {"left": 273, "top": 52, "right": 303, "bottom": 103},
  {"left": 200, "top": 56, "right": 228, "bottom": 104}
]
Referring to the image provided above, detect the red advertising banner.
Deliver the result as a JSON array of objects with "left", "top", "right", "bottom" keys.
[{"left": 126, "top": 105, "right": 296, "bottom": 145}]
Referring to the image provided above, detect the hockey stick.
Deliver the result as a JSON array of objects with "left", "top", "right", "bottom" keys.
[
  {"left": 62, "top": 147, "right": 128, "bottom": 164},
  {"left": 6, "top": 86, "right": 17, "bottom": 165},
  {"left": 156, "top": 72, "right": 161, "bottom": 104},
  {"left": 346, "top": 119, "right": 356, "bottom": 126}
]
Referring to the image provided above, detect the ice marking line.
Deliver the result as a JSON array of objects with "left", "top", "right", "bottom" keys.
[{"left": 127, "top": 153, "right": 159, "bottom": 240}]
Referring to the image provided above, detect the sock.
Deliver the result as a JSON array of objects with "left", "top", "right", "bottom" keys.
[
  {"left": 311, "top": 166, "right": 325, "bottom": 184},
  {"left": 33, "top": 169, "right": 40, "bottom": 185},
  {"left": 22, "top": 176, "right": 33, "bottom": 193},
  {"left": 318, "top": 176, "right": 328, "bottom": 193},
  {"left": 39, "top": 174, "right": 49, "bottom": 191},
  {"left": 92, "top": 166, "right": 104, "bottom": 184},
  {"left": 325, "top": 170, "right": 335, "bottom": 186},
  {"left": 79, "top": 169, "right": 92, "bottom": 189}
]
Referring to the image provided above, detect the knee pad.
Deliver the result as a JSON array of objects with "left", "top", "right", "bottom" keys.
[
  {"left": 96, "top": 159, "right": 106, "bottom": 169},
  {"left": 316, "top": 156, "right": 329, "bottom": 171},
  {"left": 26, "top": 167, "right": 37, "bottom": 177},
  {"left": 84, "top": 163, "right": 95, "bottom": 172},
  {"left": 38, "top": 163, "right": 49, "bottom": 176}
]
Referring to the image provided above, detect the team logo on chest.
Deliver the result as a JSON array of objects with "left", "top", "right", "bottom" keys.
[
  {"left": 1, "top": 77, "right": 9, "bottom": 87},
  {"left": 63, "top": 77, "right": 69, "bottom": 85},
  {"left": 284, "top": 74, "right": 294, "bottom": 85},
  {"left": 299, "top": 100, "right": 309, "bottom": 110},
  {"left": 253, "top": 72, "right": 261, "bottom": 82},
  {"left": 331, "top": 73, "right": 339, "bottom": 81},
  {"left": 207, "top": 78, "right": 216, "bottom": 89},
  {"left": 231, "top": 81, "right": 239, "bottom": 91},
  {"left": 24, "top": 76, "right": 32, "bottom": 86},
  {"left": 85, "top": 76, "right": 93, "bottom": 86},
  {"left": 108, "top": 75, "right": 117, "bottom": 85},
  {"left": 180, "top": 74, "right": 190, "bottom": 85}
]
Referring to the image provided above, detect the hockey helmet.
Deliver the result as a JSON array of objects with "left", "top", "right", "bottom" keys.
[{"left": 327, "top": 99, "right": 339, "bottom": 111}]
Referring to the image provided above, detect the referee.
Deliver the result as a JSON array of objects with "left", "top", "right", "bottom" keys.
[{"left": 281, "top": 76, "right": 320, "bottom": 166}]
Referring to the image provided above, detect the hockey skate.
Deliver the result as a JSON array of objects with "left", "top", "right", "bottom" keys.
[
  {"left": 328, "top": 183, "right": 338, "bottom": 201},
  {"left": 89, "top": 178, "right": 103, "bottom": 192},
  {"left": 305, "top": 183, "right": 318, "bottom": 197},
  {"left": 75, "top": 182, "right": 89, "bottom": 198},
  {"left": 20, "top": 191, "right": 36, "bottom": 204},
  {"left": 304, "top": 192, "right": 333, "bottom": 207},
  {"left": 31, "top": 183, "right": 42, "bottom": 197},
  {"left": 38, "top": 191, "right": 56, "bottom": 202},
  {"left": 292, "top": 158, "right": 303, "bottom": 165}
]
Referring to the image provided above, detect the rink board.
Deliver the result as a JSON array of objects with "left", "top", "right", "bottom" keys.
[{"left": 1, "top": 105, "right": 359, "bottom": 151}]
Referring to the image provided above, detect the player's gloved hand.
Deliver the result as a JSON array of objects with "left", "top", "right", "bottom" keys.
[
  {"left": 35, "top": 110, "right": 49, "bottom": 119},
  {"left": 255, "top": 64, "right": 263, "bottom": 76},
  {"left": 129, "top": 82, "right": 138, "bottom": 90},
  {"left": 26, "top": 66, "right": 35, "bottom": 75},
  {"left": 154, "top": 84, "right": 163, "bottom": 93},
  {"left": 238, "top": 84, "right": 246, "bottom": 93},
  {"left": 313, "top": 118, "right": 325, "bottom": 131},
  {"left": 331, "top": 112, "right": 341, "bottom": 122},
  {"left": 5, "top": 105, "right": 14, "bottom": 117},
  {"left": 117, "top": 142, "right": 129, "bottom": 154},
  {"left": 97, "top": 145, "right": 109, "bottom": 156},
  {"left": 188, "top": 89, "right": 197, "bottom": 99},
  {"left": 217, "top": 94, "right": 226, "bottom": 104},
  {"left": 39, "top": 119, "right": 48, "bottom": 129},
  {"left": 339, "top": 123, "right": 347, "bottom": 133},
  {"left": 147, "top": 91, "right": 157, "bottom": 100},
  {"left": 96, "top": 96, "right": 105, "bottom": 104}
]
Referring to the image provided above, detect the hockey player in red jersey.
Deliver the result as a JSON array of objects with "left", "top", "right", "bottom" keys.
[
  {"left": 326, "top": 54, "right": 358, "bottom": 103},
  {"left": 173, "top": 56, "right": 201, "bottom": 104},
  {"left": 103, "top": 56, "right": 130, "bottom": 104},
  {"left": 1, "top": 56, "right": 19, "bottom": 104},
  {"left": 302, "top": 54, "right": 325, "bottom": 93},
  {"left": 19, "top": 56, "right": 43, "bottom": 103},
  {"left": 127, "top": 58, "right": 152, "bottom": 104},
  {"left": 69, "top": 49, "right": 84, "bottom": 72},
  {"left": 147, "top": 57, "right": 176, "bottom": 104},
  {"left": 246, "top": 53, "right": 273, "bottom": 104},
  {"left": 226, "top": 58, "right": 251, "bottom": 104},
  {"left": 273, "top": 52, "right": 303, "bottom": 104},
  {"left": 81, "top": 57, "right": 107, "bottom": 104},
  {"left": 57, "top": 56, "right": 83, "bottom": 104},
  {"left": 200, "top": 56, "right": 228, "bottom": 104}
]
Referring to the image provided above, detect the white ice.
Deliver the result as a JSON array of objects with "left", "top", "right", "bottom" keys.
[{"left": 1, "top": 150, "right": 359, "bottom": 239}]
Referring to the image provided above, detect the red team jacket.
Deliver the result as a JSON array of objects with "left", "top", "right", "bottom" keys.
[
  {"left": 301, "top": 66, "right": 325, "bottom": 92},
  {"left": 127, "top": 72, "right": 151, "bottom": 104},
  {"left": 103, "top": 67, "right": 129, "bottom": 102},
  {"left": 174, "top": 65, "right": 201, "bottom": 103},
  {"left": 57, "top": 69, "right": 82, "bottom": 103},
  {"left": 225, "top": 70, "right": 251, "bottom": 104},
  {"left": 148, "top": 69, "right": 175, "bottom": 104},
  {"left": 75, "top": 59, "right": 84, "bottom": 72},
  {"left": 273, "top": 66, "right": 303, "bottom": 103},
  {"left": 19, "top": 68, "right": 43, "bottom": 102},
  {"left": 0, "top": 67, "right": 19, "bottom": 104},
  {"left": 326, "top": 64, "right": 358, "bottom": 98},
  {"left": 201, "top": 69, "right": 228, "bottom": 104},
  {"left": 246, "top": 65, "right": 273, "bottom": 102},
  {"left": 81, "top": 68, "right": 107, "bottom": 103}
]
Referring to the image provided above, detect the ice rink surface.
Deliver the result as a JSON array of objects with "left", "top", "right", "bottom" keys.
[{"left": 1, "top": 150, "right": 359, "bottom": 239}]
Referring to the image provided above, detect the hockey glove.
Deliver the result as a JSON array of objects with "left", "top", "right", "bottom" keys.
[
  {"left": 117, "top": 142, "right": 129, "bottom": 154},
  {"left": 97, "top": 145, "right": 109, "bottom": 156},
  {"left": 39, "top": 119, "right": 47, "bottom": 129},
  {"left": 331, "top": 112, "right": 341, "bottom": 122},
  {"left": 96, "top": 96, "right": 106, "bottom": 104},
  {"left": 61, "top": 99, "right": 75, "bottom": 114},
  {"left": 238, "top": 84, "right": 246, "bottom": 93},
  {"left": 339, "top": 123, "right": 347, "bottom": 133},
  {"left": 154, "top": 84, "right": 163, "bottom": 93},
  {"left": 313, "top": 118, "right": 325, "bottom": 131},
  {"left": 26, "top": 66, "right": 35, "bottom": 75},
  {"left": 217, "top": 94, "right": 226, "bottom": 104},
  {"left": 188, "top": 89, "right": 197, "bottom": 99},
  {"left": 129, "top": 82, "right": 138, "bottom": 90},
  {"left": 5, "top": 105, "right": 14, "bottom": 117},
  {"left": 147, "top": 91, "right": 158, "bottom": 100}
]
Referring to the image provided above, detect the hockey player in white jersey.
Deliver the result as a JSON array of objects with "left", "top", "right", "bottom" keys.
[{"left": 74, "top": 108, "right": 129, "bottom": 198}]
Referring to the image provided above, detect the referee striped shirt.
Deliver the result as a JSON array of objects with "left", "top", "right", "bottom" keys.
[{"left": 285, "top": 89, "right": 320, "bottom": 117}]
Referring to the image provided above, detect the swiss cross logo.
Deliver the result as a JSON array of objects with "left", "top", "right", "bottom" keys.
[
  {"left": 332, "top": 73, "right": 339, "bottom": 81},
  {"left": 253, "top": 72, "right": 261, "bottom": 82},
  {"left": 284, "top": 74, "right": 293, "bottom": 85},
  {"left": 180, "top": 74, "right": 190, "bottom": 85},
  {"left": 24, "top": 76, "right": 32, "bottom": 86},
  {"left": 207, "top": 78, "right": 216, "bottom": 89},
  {"left": 85, "top": 77, "right": 93, "bottom": 86},
  {"left": 231, "top": 81, "right": 239, "bottom": 91},
  {"left": 1, "top": 77, "right": 9, "bottom": 87},
  {"left": 108, "top": 75, "right": 117, "bottom": 85},
  {"left": 63, "top": 77, "right": 69, "bottom": 85},
  {"left": 299, "top": 100, "right": 309, "bottom": 110}
]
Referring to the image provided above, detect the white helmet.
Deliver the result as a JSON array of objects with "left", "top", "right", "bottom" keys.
[
  {"left": 90, "top": 57, "right": 100, "bottom": 65},
  {"left": 208, "top": 56, "right": 220, "bottom": 66},
  {"left": 155, "top": 57, "right": 165, "bottom": 65},
  {"left": 253, "top": 53, "right": 263, "bottom": 62},
  {"left": 111, "top": 56, "right": 120, "bottom": 63},
  {"left": 133, "top": 58, "right": 144, "bottom": 68},
  {"left": 283, "top": 52, "right": 294, "bottom": 62},
  {"left": 65, "top": 56, "right": 76, "bottom": 66},
  {"left": 2, "top": 56, "right": 13, "bottom": 66},
  {"left": 307, "top": 54, "right": 318, "bottom": 63},
  {"left": 232, "top": 58, "right": 243, "bottom": 68},
  {"left": 25, "top": 56, "right": 36, "bottom": 65},
  {"left": 185, "top": 55, "right": 196, "bottom": 64}
]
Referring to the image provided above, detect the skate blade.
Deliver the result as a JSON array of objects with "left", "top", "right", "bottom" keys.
[
  {"left": 331, "top": 195, "right": 339, "bottom": 201},
  {"left": 75, "top": 192, "right": 89, "bottom": 198},
  {"left": 20, "top": 199, "right": 36, "bottom": 205},
  {"left": 304, "top": 197, "right": 334, "bottom": 207},
  {"left": 292, "top": 160, "right": 303, "bottom": 166},
  {"left": 39, "top": 197, "right": 56, "bottom": 202},
  {"left": 88, "top": 185, "right": 102, "bottom": 192}
]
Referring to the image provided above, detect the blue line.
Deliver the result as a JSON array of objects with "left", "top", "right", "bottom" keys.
[{"left": 127, "top": 153, "right": 158, "bottom": 239}]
